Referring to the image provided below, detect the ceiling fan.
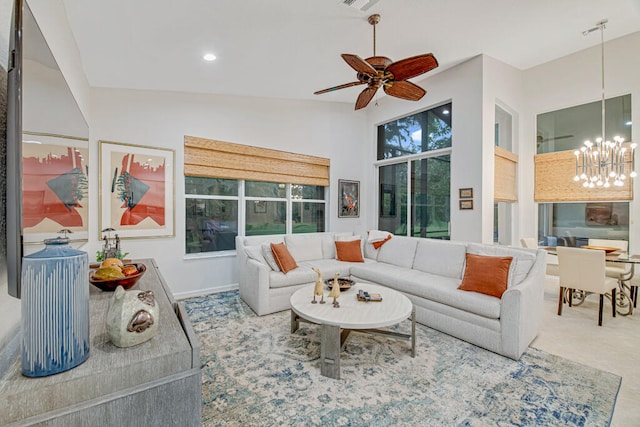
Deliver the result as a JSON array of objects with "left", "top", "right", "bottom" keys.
[{"left": 314, "top": 14, "right": 439, "bottom": 110}]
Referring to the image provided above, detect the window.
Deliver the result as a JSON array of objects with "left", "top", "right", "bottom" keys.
[
  {"left": 536, "top": 94, "right": 631, "bottom": 154},
  {"left": 536, "top": 95, "right": 632, "bottom": 242},
  {"left": 185, "top": 177, "right": 238, "bottom": 254},
  {"left": 245, "top": 181, "right": 286, "bottom": 236},
  {"left": 377, "top": 103, "right": 452, "bottom": 160},
  {"left": 185, "top": 178, "right": 326, "bottom": 254},
  {"left": 291, "top": 184, "right": 326, "bottom": 234},
  {"left": 538, "top": 202, "right": 629, "bottom": 247},
  {"left": 377, "top": 103, "right": 452, "bottom": 238}
]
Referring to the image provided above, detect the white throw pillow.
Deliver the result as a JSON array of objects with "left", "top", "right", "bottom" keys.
[
  {"left": 368, "top": 230, "right": 392, "bottom": 243},
  {"left": 244, "top": 245, "right": 267, "bottom": 266},
  {"left": 261, "top": 243, "right": 281, "bottom": 271}
]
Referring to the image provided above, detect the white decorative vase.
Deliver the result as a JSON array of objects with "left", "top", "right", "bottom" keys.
[{"left": 106, "top": 285, "right": 159, "bottom": 347}]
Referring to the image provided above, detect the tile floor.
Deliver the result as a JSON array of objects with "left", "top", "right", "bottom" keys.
[{"left": 532, "top": 275, "right": 640, "bottom": 426}]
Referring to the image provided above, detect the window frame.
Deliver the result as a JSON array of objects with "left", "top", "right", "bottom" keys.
[{"left": 184, "top": 180, "right": 327, "bottom": 258}]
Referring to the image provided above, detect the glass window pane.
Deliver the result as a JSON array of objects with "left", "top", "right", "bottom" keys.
[
  {"left": 245, "top": 200, "right": 286, "bottom": 235},
  {"left": 291, "top": 184, "right": 325, "bottom": 200},
  {"left": 378, "top": 163, "right": 408, "bottom": 235},
  {"left": 245, "top": 181, "right": 286, "bottom": 198},
  {"left": 537, "top": 202, "right": 629, "bottom": 247},
  {"left": 411, "top": 155, "right": 450, "bottom": 239},
  {"left": 377, "top": 103, "right": 452, "bottom": 160},
  {"left": 185, "top": 198, "right": 238, "bottom": 253},
  {"left": 536, "top": 94, "right": 631, "bottom": 154},
  {"left": 185, "top": 177, "right": 237, "bottom": 196},
  {"left": 292, "top": 202, "right": 325, "bottom": 233}
]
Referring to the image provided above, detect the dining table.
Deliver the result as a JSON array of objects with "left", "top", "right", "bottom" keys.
[{"left": 543, "top": 246, "right": 640, "bottom": 316}]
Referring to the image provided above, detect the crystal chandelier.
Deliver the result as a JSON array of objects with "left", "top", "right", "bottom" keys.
[{"left": 574, "top": 20, "right": 636, "bottom": 188}]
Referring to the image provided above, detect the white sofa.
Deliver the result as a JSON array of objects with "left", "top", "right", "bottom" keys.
[{"left": 236, "top": 232, "right": 546, "bottom": 360}]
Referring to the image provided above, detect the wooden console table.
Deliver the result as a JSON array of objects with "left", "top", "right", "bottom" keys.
[{"left": 0, "top": 259, "right": 201, "bottom": 426}]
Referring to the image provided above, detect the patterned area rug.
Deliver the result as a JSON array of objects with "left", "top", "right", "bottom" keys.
[{"left": 184, "top": 291, "right": 620, "bottom": 427}]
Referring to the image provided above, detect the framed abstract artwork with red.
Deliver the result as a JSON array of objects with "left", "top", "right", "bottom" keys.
[
  {"left": 99, "top": 140, "right": 175, "bottom": 239},
  {"left": 22, "top": 132, "right": 89, "bottom": 244}
]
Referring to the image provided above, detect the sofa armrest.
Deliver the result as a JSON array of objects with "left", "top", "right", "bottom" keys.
[
  {"left": 500, "top": 249, "right": 546, "bottom": 359},
  {"left": 238, "top": 256, "right": 272, "bottom": 316}
]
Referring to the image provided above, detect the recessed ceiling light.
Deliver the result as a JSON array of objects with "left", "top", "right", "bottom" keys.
[
  {"left": 203, "top": 53, "right": 217, "bottom": 62},
  {"left": 625, "top": 121, "right": 632, "bottom": 126}
]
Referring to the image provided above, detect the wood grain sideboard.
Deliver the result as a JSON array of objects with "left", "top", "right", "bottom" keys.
[{"left": 0, "top": 259, "right": 201, "bottom": 426}]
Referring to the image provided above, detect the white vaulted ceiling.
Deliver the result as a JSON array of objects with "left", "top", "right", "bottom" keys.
[{"left": 60, "top": 0, "right": 640, "bottom": 104}]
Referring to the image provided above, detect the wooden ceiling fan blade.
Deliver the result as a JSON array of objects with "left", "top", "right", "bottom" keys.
[
  {"left": 386, "top": 53, "right": 439, "bottom": 81},
  {"left": 341, "top": 54, "right": 377, "bottom": 75},
  {"left": 314, "top": 81, "right": 365, "bottom": 95},
  {"left": 355, "top": 86, "right": 378, "bottom": 110},
  {"left": 384, "top": 80, "right": 426, "bottom": 101}
]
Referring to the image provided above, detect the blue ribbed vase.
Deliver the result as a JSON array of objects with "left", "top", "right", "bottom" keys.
[{"left": 21, "top": 238, "right": 90, "bottom": 377}]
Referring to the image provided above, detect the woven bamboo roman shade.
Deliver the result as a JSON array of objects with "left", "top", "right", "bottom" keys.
[
  {"left": 494, "top": 146, "right": 518, "bottom": 202},
  {"left": 534, "top": 150, "right": 632, "bottom": 202},
  {"left": 184, "top": 136, "right": 330, "bottom": 186}
]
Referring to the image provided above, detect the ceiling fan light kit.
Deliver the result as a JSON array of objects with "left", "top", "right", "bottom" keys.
[{"left": 314, "top": 14, "right": 439, "bottom": 110}]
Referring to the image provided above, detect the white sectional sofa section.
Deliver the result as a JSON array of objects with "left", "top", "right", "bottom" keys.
[{"left": 235, "top": 232, "right": 546, "bottom": 360}]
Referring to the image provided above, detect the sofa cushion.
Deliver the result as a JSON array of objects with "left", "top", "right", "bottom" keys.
[
  {"left": 375, "top": 236, "right": 418, "bottom": 268},
  {"left": 458, "top": 253, "right": 512, "bottom": 298},
  {"left": 467, "top": 243, "right": 536, "bottom": 287},
  {"left": 269, "top": 268, "right": 317, "bottom": 289},
  {"left": 270, "top": 243, "right": 298, "bottom": 273},
  {"left": 335, "top": 240, "right": 364, "bottom": 262},
  {"left": 413, "top": 239, "right": 467, "bottom": 279},
  {"left": 285, "top": 234, "right": 323, "bottom": 262},
  {"left": 261, "top": 243, "right": 281, "bottom": 271},
  {"left": 350, "top": 262, "right": 500, "bottom": 319}
]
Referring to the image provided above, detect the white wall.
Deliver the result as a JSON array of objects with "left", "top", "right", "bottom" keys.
[
  {"left": 522, "top": 31, "right": 640, "bottom": 251},
  {"left": 89, "top": 88, "right": 368, "bottom": 297}
]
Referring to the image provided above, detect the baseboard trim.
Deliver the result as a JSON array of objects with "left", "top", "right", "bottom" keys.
[{"left": 174, "top": 283, "right": 239, "bottom": 300}]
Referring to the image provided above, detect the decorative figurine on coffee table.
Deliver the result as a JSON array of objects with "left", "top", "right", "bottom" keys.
[
  {"left": 311, "top": 268, "right": 325, "bottom": 304},
  {"left": 328, "top": 272, "right": 341, "bottom": 308}
]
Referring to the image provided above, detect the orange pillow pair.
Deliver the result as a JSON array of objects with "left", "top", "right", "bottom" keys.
[
  {"left": 458, "top": 253, "right": 513, "bottom": 298},
  {"left": 335, "top": 239, "right": 364, "bottom": 262},
  {"left": 270, "top": 243, "right": 298, "bottom": 274}
]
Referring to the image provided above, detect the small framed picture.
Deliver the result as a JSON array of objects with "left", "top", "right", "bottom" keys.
[
  {"left": 338, "top": 179, "right": 360, "bottom": 218},
  {"left": 459, "top": 188, "right": 473, "bottom": 199},
  {"left": 459, "top": 200, "right": 474, "bottom": 210}
]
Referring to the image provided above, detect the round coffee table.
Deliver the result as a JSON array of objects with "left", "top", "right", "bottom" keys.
[{"left": 290, "top": 282, "right": 415, "bottom": 379}]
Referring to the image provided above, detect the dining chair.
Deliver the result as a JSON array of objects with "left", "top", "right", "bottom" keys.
[
  {"left": 521, "top": 237, "right": 559, "bottom": 276},
  {"left": 557, "top": 246, "right": 618, "bottom": 326},
  {"left": 587, "top": 238, "right": 631, "bottom": 280},
  {"left": 520, "top": 237, "right": 537, "bottom": 249}
]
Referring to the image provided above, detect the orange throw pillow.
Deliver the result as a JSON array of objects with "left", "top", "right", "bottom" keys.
[
  {"left": 335, "top": 240, "right": 364, "bottom": 262},
  {"left": 458, "top": 253, "right": 513, "bottom": 298},
  {"left": 270, "top": 243, "right": 298, "bottom": 274}
]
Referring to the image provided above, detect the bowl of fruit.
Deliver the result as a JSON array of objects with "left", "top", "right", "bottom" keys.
[{"left": 89, "top": 258, "right": 146, "bottom": 291}]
